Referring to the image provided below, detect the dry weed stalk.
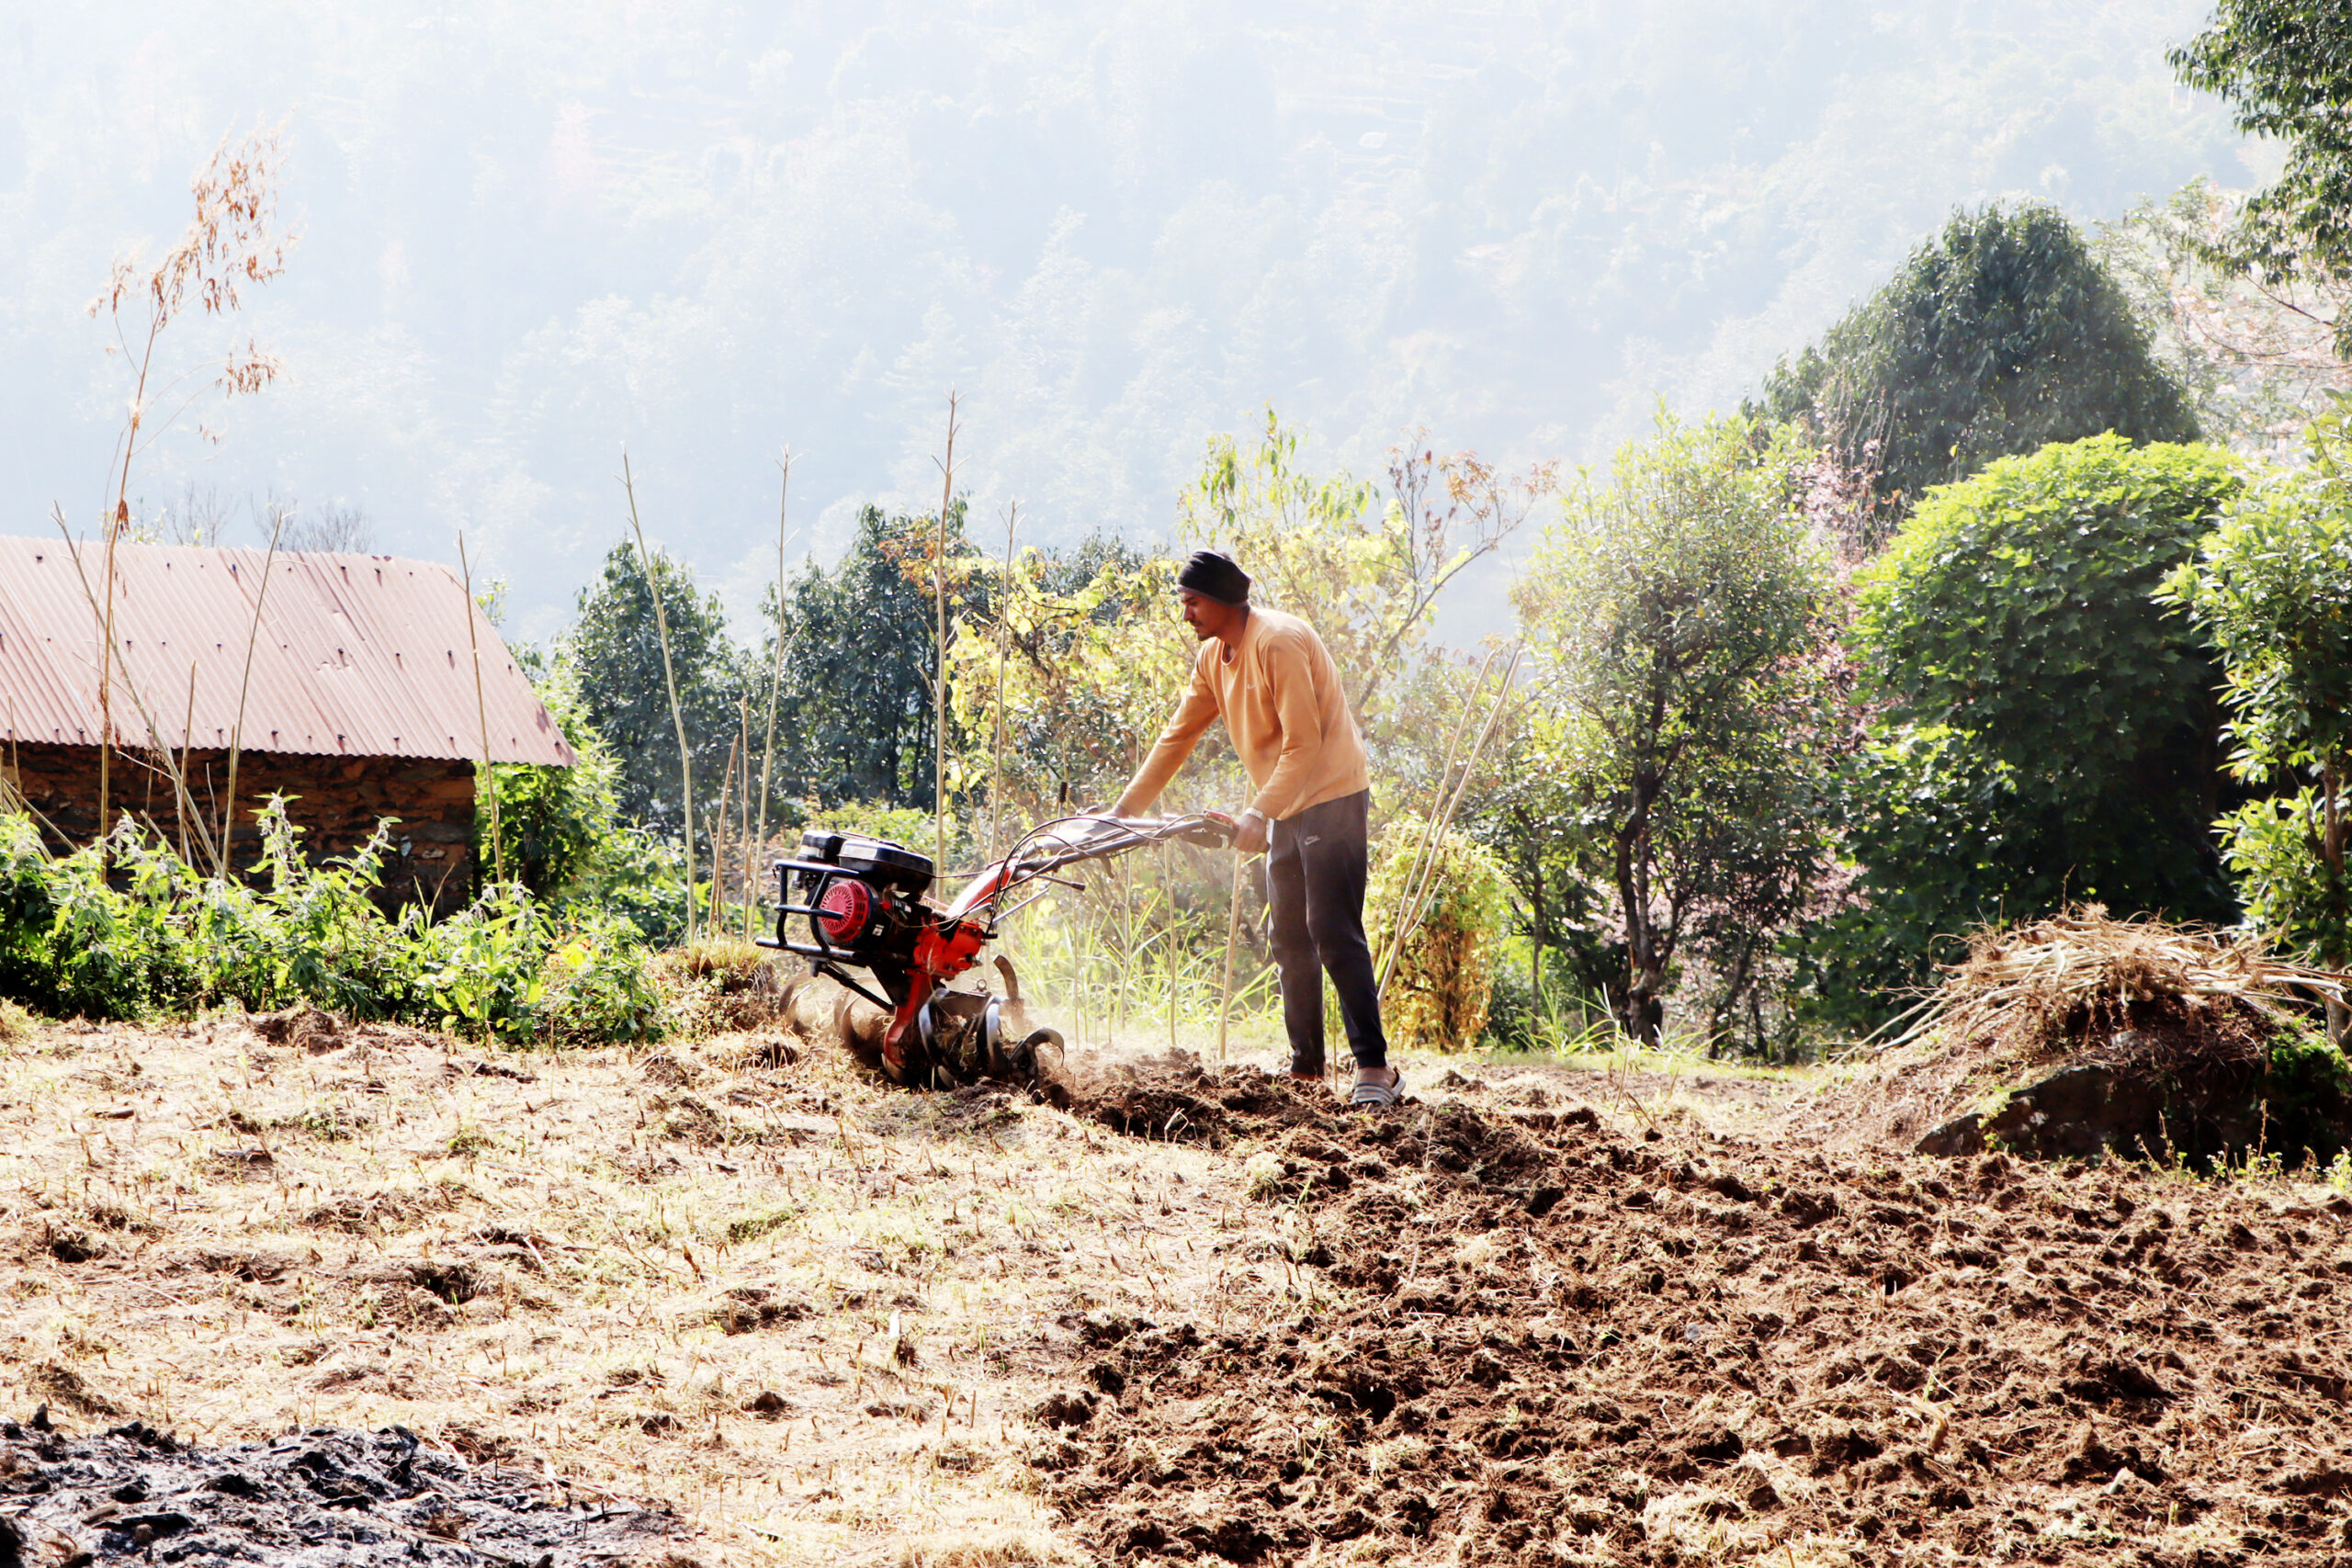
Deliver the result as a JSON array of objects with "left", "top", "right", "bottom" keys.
[
  {"left": 219, "top": 502, "right": 287, "bottom": 875},
  {"left": 458, "top": 533, "right": 504, "bottom": 886},
  {"left": 86, "top": 123, "right": 293, "bottom": 843},
  {"left": 1377, "top": 645, "right": 1521, "bottom": 998},
  {"left": 988, "top": 500, "right": 1018, "bottom": 863},
  {"left": 48, "top": 512, "right": 221, "bottom": 872},
  {"left": 750, "top": 452, "right": 794, "bottom": 942},
  {"left": 707, "top": 723, "right": 741, "bottom": 933},
  {"left": 621, "top": 452, "right": 696, "bottom": 945},
  {"left": 932, "top": 393, "right": 962, "bottom": 874}
]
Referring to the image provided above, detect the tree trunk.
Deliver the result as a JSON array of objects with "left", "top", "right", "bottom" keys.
[{"left": 1614, "top": 781, "right": 1666, "bottom": 1047}]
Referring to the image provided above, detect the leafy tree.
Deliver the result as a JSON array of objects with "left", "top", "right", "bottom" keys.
[
  {"left": 2170, "top": 6, "right": 2352, "bottom": 356},
  {"left": 1820, "top": 434, "right": 2245, "bottom": 1017},
  {"left": 764, "top": 503, "right": 982, "bottom": 813},
  {"left": 2165, "top": 410, "right": 2352, "bottom": 1038},
  {"left": 947, "top": 542, "right": 1200, "bottom": 839},
  {"left": 1180, "top": 410, "right": 1554, "bottom": 732},
  {"left": 2099, "top": 182, "right": 2352, "bottom": 456},
  {"left": 1514, "top": 412, "right": 1842, "bottom": 1045},
  {"left": 567, "top": 543, "right": 746, "bottom": 839},
  {"left": 1758, "top": 203, "right": 2199, "bottom": 521}
]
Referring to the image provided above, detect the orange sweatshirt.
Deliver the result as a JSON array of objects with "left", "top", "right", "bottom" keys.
[{"left": 1125, "top": 606, "right": 1369, "bottom": 821}]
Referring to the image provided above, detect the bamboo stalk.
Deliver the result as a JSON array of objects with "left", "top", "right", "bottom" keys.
[
  {"left": 750, "top": 451, "right": 793, "bottom": 942},
  {"left": 177, "top": 660, "right": 197, "bottom": 863},
  {"left": 932, "top": 392, "right": 960, "bottom": 876},
  {"left": 1373, "top": 648, "right": 1499, "bottom": 989},
  {"left": 458, "top": 534, "right": 505, "bottom": 888},
  {"left": 220, "top": 505, "right": 287, "bottom": 878},
  {"left": 1379, "top": 647, "right": 1521, "bottom": 999},
  {"left": 621, "top": 451, "right": 696, "bottom": 947}
]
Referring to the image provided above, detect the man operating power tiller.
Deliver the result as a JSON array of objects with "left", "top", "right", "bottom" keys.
[{"left": 1112, "top": 550, "right": 1400, "bottom": 1107}]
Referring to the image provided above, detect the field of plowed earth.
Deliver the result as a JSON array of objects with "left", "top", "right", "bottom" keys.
[{"left": 2, "top": 1012, "right": 2350, "bottom": 1566}]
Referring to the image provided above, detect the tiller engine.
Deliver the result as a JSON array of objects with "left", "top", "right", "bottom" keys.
[{"left": 759, "top": 813, "right": 1235, "bottom": 1089}]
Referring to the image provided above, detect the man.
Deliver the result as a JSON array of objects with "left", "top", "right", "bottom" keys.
[{"left": 1112, "top": 549, "right": 1400, "bottom": 1106}]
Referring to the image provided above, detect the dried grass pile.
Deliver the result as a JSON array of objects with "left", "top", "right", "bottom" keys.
[
  {"left": 1829, "top": 907, "right": 2352, "bottom": 1164},
  {"left": 1895, "top": 905, "right": 2346, "bottom": 1070},
  {"left": 650, "top": 936, "right": 787, "bottom": 1035}
]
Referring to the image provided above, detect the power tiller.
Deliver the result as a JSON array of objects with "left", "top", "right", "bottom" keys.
[{"left": 757, "top": 812, "right": 1236, "bottom": 1089}]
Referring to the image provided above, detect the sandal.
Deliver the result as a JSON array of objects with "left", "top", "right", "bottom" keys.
[{"left": 1349, "top": 1067, "right": 1402, "bottom": 1108}]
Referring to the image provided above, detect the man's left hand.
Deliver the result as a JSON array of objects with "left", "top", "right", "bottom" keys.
[{"left": 1233, "top": 809, "right": 1269, "bottom": 854}]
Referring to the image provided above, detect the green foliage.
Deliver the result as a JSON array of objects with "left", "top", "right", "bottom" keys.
[
  {"left": 1366, "top": 817, "right": 1508, "bottom": 1053},
  {"left": 766, "top": 503, "right": 982, "bottom": 812},
  {"left": 1758, "top": 203, "right": 2199, "bottom": 520},
  {"left": 2165, "top": 411, "right": 2352, "bottom": 972},
  {"left": 481, "top": 656, "right": 626, "bottom": 901},
  {"left": 1819, "top": 435, "right": 2245, "bottom": 1020},
  {"left": 567, "top": 542, "right": 747, "bottom": 838},
  {"left": 947, "top": 542, "right": 1204, "bottom": 830},
  {"left": 1513, "top": 412, "right": 1843, "bottom": 1044},
  {"left": 564, "top": 826, "right": 692, "bottom": 950},
  {"left": 2171, "top": 6, "right": 2352, "bottom": 356},
  {"left": 0, "top": 803, "right": 661, "bottom": 1045}
]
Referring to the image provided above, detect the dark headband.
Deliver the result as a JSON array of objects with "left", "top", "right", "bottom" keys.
[{"left": 1177, "top": 549, "right": 1250, "bottom": 605}]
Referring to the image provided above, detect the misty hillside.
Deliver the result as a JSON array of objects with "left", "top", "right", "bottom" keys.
[{"left": 0, "top": 0, "right": 2253, "bottom": 639}]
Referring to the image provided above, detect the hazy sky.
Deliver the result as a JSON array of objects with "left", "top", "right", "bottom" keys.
[{"left": 1, "top": 1, "right": 2256, "bottom": 647}]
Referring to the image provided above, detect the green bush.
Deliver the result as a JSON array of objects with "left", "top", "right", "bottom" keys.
[
  {"left": 1814, "top": 434, "right": 2245, "bottom": 1027},
  {"left": 0, "top": 801, "right": 661, "bottom": 1046},
  {"left": 482, "top": 656, "right": 627, "bottom": 901},
  {"left": 2164, "top": 414, "right": 2352, "bottom": 993},
  {"left": 1758, "top": 202, "right": 2199, "bottom": 521},
  {"left": 1367, "top": 817, "right": 1507, "bottom": 1053}
]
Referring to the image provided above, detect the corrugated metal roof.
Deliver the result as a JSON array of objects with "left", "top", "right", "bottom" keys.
[{"left": 0, "top": 536, "right": 575, "bottom": 766}]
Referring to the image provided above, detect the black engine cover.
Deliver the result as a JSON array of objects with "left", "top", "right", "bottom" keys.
[{"left": 794, "top": 829, "right": 933, "bottom": 897}]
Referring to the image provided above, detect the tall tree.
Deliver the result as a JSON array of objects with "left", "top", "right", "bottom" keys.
[
  {"left": 764, "top": 503, "right": 981, "bottom": 813},
  {"left": 1514, "top": 412, "right": 1842, "bottom": 1045},
  {"left": 566, "top": 543, "right": 745, "bottom": 839},
  {"left": 2171, "top": 5, "right": 2352, "bottom": 355},
  {"left": 1758, "top": 203, "right": 2199, "bottom": 522}
]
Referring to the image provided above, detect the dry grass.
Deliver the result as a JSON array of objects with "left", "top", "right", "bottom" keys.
[
  {"left": 653, "top": 942, "right": 791, "bottom": 1038},
  {"left": 1894, "top": 905, "right": 2346, "bottom": 1061},
  {"left": 0, "top": 1010, "right": 1315, "bottom": 1564}
]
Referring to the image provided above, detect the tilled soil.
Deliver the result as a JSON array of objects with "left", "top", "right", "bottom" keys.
[
  {"left": 1072, "top": 1052, "right": 1331, "bottom": 1146},
  {"left": 0, "top": 1419, "right": 682, "bottom": 1566},
  {"left": 1042, "top": 1065, "right": 2352, "bottom": 1564}
]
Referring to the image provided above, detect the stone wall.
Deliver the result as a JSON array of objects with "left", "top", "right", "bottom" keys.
[{"left": 2, "top": 742, "right": 476, "bottom": 912}]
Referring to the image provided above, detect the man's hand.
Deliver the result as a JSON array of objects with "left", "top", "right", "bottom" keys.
[{"left": 1233, "top": 808, "right": 1270, "bottom": 854}]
